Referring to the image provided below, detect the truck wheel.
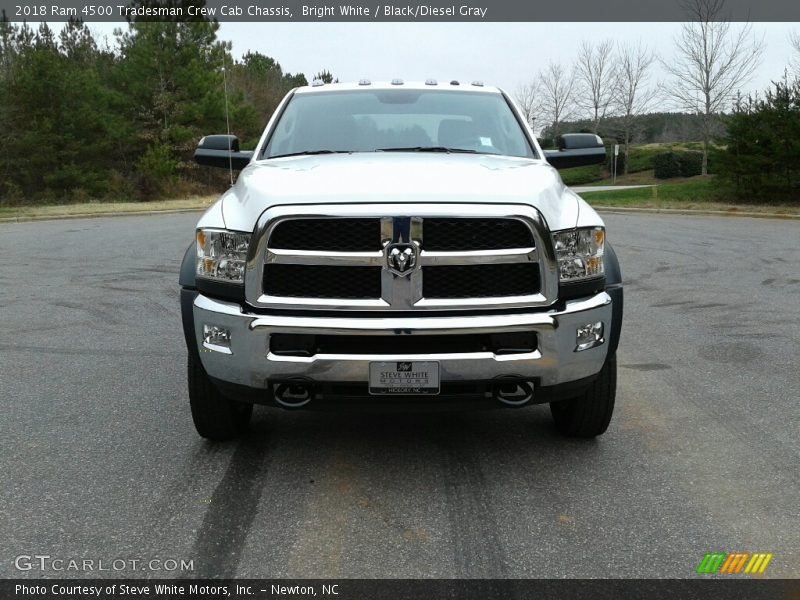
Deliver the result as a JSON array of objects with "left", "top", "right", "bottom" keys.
[
  {"left": 188, "top": 354, "right": 253, "bottom": 441},
  {"left": 550, "top": 354, "right": 616, "bottom": 438}
]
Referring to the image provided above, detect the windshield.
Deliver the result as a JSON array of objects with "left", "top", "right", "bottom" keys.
[{"left": 263, "top": 89, "right": 535, "bottom": 159}]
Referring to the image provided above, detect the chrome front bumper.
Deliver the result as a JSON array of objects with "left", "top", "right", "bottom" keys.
[{"left": 193, "top": 292, "right": 613, "bottom": 390}]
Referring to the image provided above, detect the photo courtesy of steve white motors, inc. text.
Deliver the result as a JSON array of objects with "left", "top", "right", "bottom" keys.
[
  {"left": 14, "top": 583, "right": 339, "bottom": 597},
  {"left": 14, "top": 583, "right": 239, "bottom": 598}
]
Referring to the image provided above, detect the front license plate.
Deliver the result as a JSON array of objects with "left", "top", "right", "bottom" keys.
[{"left": 368, "top": 361, "right": 440, "bottom": 395}]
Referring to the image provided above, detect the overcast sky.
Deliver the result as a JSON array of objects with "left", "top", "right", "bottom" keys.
[{"left": 89, "top": 21, "right": 798, "bottom": 109}]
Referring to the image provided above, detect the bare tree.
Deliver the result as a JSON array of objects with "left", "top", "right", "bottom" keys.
[
  {"left": 790, "top": 30, "right": 800, "bottom": 76},
  {"left": 575, "top": 39, "right": 617, "bottom": 134},
  {"left": 614, "top": 43, "right": 659, "bottom": 174},
  {"left": 514, "top": 80, "right": 542, "bottom": 133},
  {"left": 661, "top": 0, "right": 764, "bottom": 175},
  {"left": 537, "top": 61, "right": 576, "bottom": 142}
]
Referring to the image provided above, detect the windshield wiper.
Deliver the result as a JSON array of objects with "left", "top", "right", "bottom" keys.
[
  {"left": 376, "top": 146, "right": 478, "bottom": 154},
  {"left": 269, "top": 150, "right": 351, "bottom": 159}
]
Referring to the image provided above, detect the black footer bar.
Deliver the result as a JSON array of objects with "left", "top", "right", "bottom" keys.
[{"left": 4, "top": 579, "right": 800, "bottom": 600}]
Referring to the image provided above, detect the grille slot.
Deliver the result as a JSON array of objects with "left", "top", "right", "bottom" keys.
[
  {"left": 423, "top": 264, "right": 540, "bottom": 298},
  {"left": 269, "top": 218, "right": 381, "bottom": 251},
  {"left": 270, "top": 332, "right": 537, "bottom": 356},
  {"left": 263, "top": 264, "right": 382, "bottom": 298},
  {"left": 423, "top": 218, "right": 534, "bottom": 251}
]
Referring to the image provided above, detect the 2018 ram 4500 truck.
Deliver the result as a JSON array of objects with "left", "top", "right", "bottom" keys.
[{"left": 179, "top": 81, "right": 623, "bottom": 441}]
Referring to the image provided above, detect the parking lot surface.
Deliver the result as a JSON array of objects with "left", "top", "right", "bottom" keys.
[{"left": 1, "top": 212, "right": 797, "bottom": 578}]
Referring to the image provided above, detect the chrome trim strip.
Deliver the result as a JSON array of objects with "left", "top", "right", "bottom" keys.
[
  {"left": 197, "top": 292, "right": 609, "bottom": 334},
  {"left": 416, "top": 293, "right": 548, "bottom": 308},
  {"left": 267, "top": 248, "right": 384, "bottom": 266},
  {"left": 250, "top": 296, "right": 390, "bottom": 308},
  {"left": 268, "top": 350, "right": 542, "bottom": 363},
  {"left": 248, "top": 313, "right": 556, "bottom": 335},
  {"left": 202, "top": 341, "right": 233, "bottom": 355},
  {"left": 419, "top": 247, "right": 537, "bottom": 266}
]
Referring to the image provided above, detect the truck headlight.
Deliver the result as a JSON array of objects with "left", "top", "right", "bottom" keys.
[
  {"left": 196, "top": 229, "right": 250, "bottom": 283},
  {"left": 553, "top": 227, "right": 604, "bottom": 282}
]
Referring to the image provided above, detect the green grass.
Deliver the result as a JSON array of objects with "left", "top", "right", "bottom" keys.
[
  {"left": 0, "top": 196, "right": 215, "bottom": 219},
  {"left": 580, "top": 178, "right": 799, "bottom": 215},
  {"left": 558, "top": 163, "right": 605, "bottom": 186},
  {"left": 588, "top": 170, "right": 709, "bottom": 187},
  {"left": 582, "top": 179, "right": 718, "bottom": 204},
  {"left": 624, "top": 145, "right": 662, "bottom": 173}
]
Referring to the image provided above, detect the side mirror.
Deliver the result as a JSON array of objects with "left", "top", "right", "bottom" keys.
[
  {"left": 194, "top": 135, "right": 254, "bottom": 170},
  {"left": 543, "top": 134, "right": 606, "bottom": 170}
]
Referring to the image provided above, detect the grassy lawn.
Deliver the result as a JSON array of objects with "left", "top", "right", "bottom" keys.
[
  {"left": 586, "top": 170, "right": 708, "bottom": 187},
  {"left": 0, "top": 196, "right": 215, "bottom": 220},
  {"left": 581, "top": 178, "right": 800, "bottom": 215},
  {"left": 2, "top": 179, "right": 797, "bottom": 220},
  {"left": 558, "top": 163, "right": 605, "bottom": 186}
]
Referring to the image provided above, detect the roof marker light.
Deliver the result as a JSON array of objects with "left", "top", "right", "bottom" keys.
[
  {"left": 425, "top": 79, "right": 438, "bottom": 85},
  {"left": 311, "top": 79, "right": 324, "bottom": 87},
  {"left": 391, "top": 78, "right": 404, "bottom": 85},
  {"left": 471, "top": 80, "right": 484, "bottom": 87},
  {"left": 358, "top": 79, "right": 371, "bottom": 85},
  {"left": 450, "top": 80, "right": 460, "bottom": 85}
]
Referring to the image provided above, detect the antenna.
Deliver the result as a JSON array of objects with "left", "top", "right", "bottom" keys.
[{"left": 222, "top": 58, "right": 234, "bottom": 186}]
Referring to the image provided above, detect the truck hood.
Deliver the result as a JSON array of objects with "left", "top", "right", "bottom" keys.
[{"left": 210, "top": 153, "right": 597, "bottom": 232}]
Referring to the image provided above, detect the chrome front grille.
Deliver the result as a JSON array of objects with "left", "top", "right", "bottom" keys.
[{"left": 244, "top": 204, "right": 558, "bottom": 311}]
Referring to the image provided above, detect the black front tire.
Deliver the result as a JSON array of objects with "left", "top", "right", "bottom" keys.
[
  {"left": 188, "top": 353, "right": 253, "bottom": 441},
  {"left": 550, "top": 354, "right": 616, "bottom": 438}
]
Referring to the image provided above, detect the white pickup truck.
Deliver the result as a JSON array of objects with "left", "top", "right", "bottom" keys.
[{"left": 179, "top": 80, "right": 623, "bottom": 441}]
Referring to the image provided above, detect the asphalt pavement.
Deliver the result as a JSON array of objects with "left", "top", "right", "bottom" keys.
[{"left": 0, "top": 212, "right": 798, "bottom": 579}]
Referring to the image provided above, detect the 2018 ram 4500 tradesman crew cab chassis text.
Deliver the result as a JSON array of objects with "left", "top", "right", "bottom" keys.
[{"left": 179, "top": 81, "right": 623, "bottom": 441}]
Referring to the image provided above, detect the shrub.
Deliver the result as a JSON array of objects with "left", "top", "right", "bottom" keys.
[
  {"left": 677, "top": 151, "right": 703, "bottom": 177},
  {"left": 653, "top": 152, "right": 682, "bottom": 179},
  {"left": 104, "top": 170, "right": 136, "bottom": 202},
  {"left": 0, "top": 181, "right": 26, "bottom": 206},
  {"left": 653, "top": 150, "right": 705, "bottom": 179},
  {"left": 135, "top": 144, "right": 179, "bottom": 200}
]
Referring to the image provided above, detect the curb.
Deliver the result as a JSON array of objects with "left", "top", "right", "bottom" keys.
[
  {"left": 593, "top": 205, "right": 800, "bottom": 220},
  {"left": 0, "top": 207, "right": 207, "bottom": 224}
]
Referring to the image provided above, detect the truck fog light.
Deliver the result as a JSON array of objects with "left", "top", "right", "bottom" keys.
[
  {"left": 575, "top": 321, "right": 604, "bottom": 352},
  {"left": 203, "top": 325, "right": 232, "bottom": 353}
]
